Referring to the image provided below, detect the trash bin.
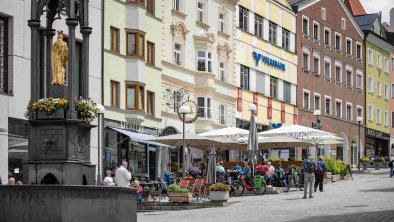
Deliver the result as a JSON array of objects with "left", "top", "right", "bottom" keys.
[{"left": 253, "top": 176, "right": 263, "bottom": 189}]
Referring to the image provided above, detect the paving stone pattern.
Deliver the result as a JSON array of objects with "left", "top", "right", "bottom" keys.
[{"left": 139, "top": 169, "right": 394, "bottom": 222}]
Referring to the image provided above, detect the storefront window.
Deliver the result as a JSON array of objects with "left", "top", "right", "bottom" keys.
[{"left": 8, "top": 119, "right": 28, "bottom": 182}]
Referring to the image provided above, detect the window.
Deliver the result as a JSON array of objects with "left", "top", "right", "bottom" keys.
[
  {"left": 0, "top": 17, "right": 7, "bottom": 94},
  {"left": 174, "top": 43, "right": 182, "bottom": 65},
  {"left": 341, "top": 18, "right": 346, "bottom": 29},
  {"left": 356, "top": 43, "right": 362, "bottom": 59},
  {"left": 324, "top": 61, "right": 331, "bottom": 79},
  {"left": 357, "top": 107, "right": 362, "bottom": 118},
  {"left": 110, "top": 27, "right": 119, "bottom": 53},
  {"left": 325, "top": 97, "right": 331, "bottom": 114},
  {"left": 219, "top": 62, "right": 226, "bottom": 82},
  {"left": 314, "top": 57, "right": 320, "bottom": 74},
  {"left": 336, "top": 100, "right": 342, "bottom": 118},
  {"left": 368, "top": 49, "right": 373, "bottom": 65},
  {"left": 126, "top": 84, "right": 144, "bottom": 111},
  {"left": 302, "top": 16, "right": 309, "bottom": 36},
  {"left": 384, "top": 57, "right": 388, "bottom": 73},
  {"left": 377, "top": 80, "right": 381, "bottom": 96},
  {"left": 384, "top": 111, "right": 388, "bottom": 127},
  {"left": 392, "top": 57, "right": 394, "bottom": 70},
  {"left": 283, "top": 81, "right": 291, "bottom": 103},
  {"left": 335, "top": 34, "right": 341, "bottom": 50},
  {"left": 270, "top": 77, "right": 278, "bottom": 99},
  {"left": 376, "top": 108, "right": 381, "bottom": 123},
  {"left": 392, "top": 83, "right": 394, "bottom": 98},
  {"left": 313, "top": 22, "right": 319, "bottom": 41},
  {"left": 356, "top": 71, "right": 362, "bottom": 90},
  {"left": 377, "top": 53, "right": 381, "bottom": 69},
  {"left": 127, "top": 32, "right": 145, "bottom": 58},
  {"left": 346, "top": 39, "right": 351, "bottom": 55},
  {"left": 314, "top": 95, "right": 320, "bottom": 111},
  {"left": 303, "top": 53, "right": 309, "bottom": 71},
  {"left": 368, "top": 77, "right": 373, "bottom": 93},
  {"left": 110, "top": 81, "right": 119, "bottom": 107},
  {"left": 130, "top": 0, "right": 145, "bottom": 6},
  {"left": 335, "top": 66, "right": 341, "bottom": 83},
  {"left": 197, "top": 1, "right": 205, "bottom": 23},
  {"left": 324, "top": 28, "right": 330, "bottom": 46},
  {"left": 147, "top": 0, "right": 155, "bottom": 15},
  {"left": 384, "top": 83, "right": 389, "bottom": 99},
  {"left": 197, "top": 97, "right": 211, "bottom": 118},
  {"left": 197, "top": 51, "right": 212, "bottom": 72},
  {"left": 392, "top": 112, "right": 394, "bottom": 128},
  {"left": 255, "top": 14, "right": 264, "bottom": 38},
  {"left": 346, "top": 70, "right": 352, "bottom": 87},
  {"left": 219, "top": 104, "right": 226, "bottom": 125},
  {"left": 321, "top": 8, "right": 326, "bottom": 20},
  {"left": 282, "top": 29, "right": 290, "bottom": 50},
  {"left": 269, "top": 22, "right": 277, "bottom": 44},
  {"left": 240, "top": 66, "right": 249, "bottom": 90},
  {"left": 219, "top": 13, "right": 226, "bottom": 33},
  {"left": 147, "top": 41, "right": 155, "bottom": 65},
  {"left": 368, "top": 105, "right": 373, "bottom": 121},
  {"left": 173, "top": 0, "right": 181, "bottom": 11},
  {"left": 346, "top": 104, "right": 352, "bottom": 121},
  {"left": 303, "top": 91, "right": 310, "bottom": 109},
  {"left": 239, "top": 6, "right": 248, "bottom": 31},
  {"left": 147, "top": 91, "right": 155, "bottom": 116}
]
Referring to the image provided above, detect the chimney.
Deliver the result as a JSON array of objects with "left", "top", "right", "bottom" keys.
[{"left": 391, "top": 8, "right": 394, "bottom": 27}]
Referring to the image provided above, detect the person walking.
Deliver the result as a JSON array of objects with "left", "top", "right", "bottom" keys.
[
  {"left": 314, "top": 156, "right": 326, "bottom": 192},
  {"left": 389, "top": 154, "right": 394, "bottom": 178},
  {"left": 302, "top": 154, "right": 316, "bottom": 199},
  {"left": 115, "top": 161, "right": 132, "bottom": 187}
]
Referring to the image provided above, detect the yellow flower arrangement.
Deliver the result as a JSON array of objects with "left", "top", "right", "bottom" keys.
[{"left": 209, "top": 183, "right": 231, "bottom": 192}]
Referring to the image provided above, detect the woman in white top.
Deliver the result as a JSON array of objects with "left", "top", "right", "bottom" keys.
[{"left": 104, "top": 170, "right": 116, "bottom": 186}]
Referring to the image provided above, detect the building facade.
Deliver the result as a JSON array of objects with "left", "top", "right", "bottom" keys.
[
  {"left": 0, "top": 0, "right": 103, "bottom": 182},
  {"left": 291, "top": 0, "right": 365, "bottom": 164},
  {"left": 235, "top": 0, "right": 298, "bottom": 160},
  {"left": 103, "top": 0, "right": 163, "bottom": 179},
  {"left": 160, "top": 0, "right": 238, "bottom": 164},
  {"left": 353, "top": 13, "right": 393, "bottom": 158}
]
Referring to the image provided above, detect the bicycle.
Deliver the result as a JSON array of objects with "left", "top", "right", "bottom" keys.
[
  {"left": 230, "top": 172, "right": 266, "bottom": 196},
  {"left": 284, "top": 172, "right": 304, "bottom": 192}
]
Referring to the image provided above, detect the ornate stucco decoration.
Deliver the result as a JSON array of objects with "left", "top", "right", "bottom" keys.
[
  {"left": 193, "top": 30, "right": 215, "bottom": 50},
  {"left": 217, "top": 42, "right": 232, "bottom": 60},
  {"left": 171, "top": 22, "right": 188, "bottom": 42}
]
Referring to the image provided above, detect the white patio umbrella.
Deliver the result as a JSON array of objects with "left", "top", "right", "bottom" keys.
[
  {"left": 148, "top": 134, "right": 224, "bottom": 151},
  {"left": 198, "top": 127, "right": 249, "bottom": 142},
  {"left": 237, "top": 136, "right": 313, "bottom": 150},
  {"left": 258, "top": 124, "right": 336, "bottom": 144}
]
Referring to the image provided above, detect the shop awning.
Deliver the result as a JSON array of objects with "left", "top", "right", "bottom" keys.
[{"left": 110, "top": 127, "right": 172, "bottom": 148}]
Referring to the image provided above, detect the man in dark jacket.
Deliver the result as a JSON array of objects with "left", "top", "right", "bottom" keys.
[
  {"left": 302, "top": 154, "right": 316, "bottom": 199},
  {"left": 314, "top": 156, "right": 327, "bottom": 192}
]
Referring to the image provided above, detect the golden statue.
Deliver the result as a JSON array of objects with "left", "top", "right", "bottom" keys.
[{"left": 51, "top": 31, "right": 68, "bottom": 85}]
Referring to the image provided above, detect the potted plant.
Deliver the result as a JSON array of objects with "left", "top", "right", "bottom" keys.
[
  {"left": 360, "top": 157, "right": 371, "bottom": 170},
  {"left": 372, "top": 156, "right": 385, "bottom": 170},
  {"left": 25, "top": 97, "right": 68, "bottom": 120},
  {"left": 168, "top": 184, "right": 192, "bottom": 202},
  {"left": 209, "top": 183, "right": 231, "bottom": 202},
  {"left": 75, "top": 97, "right": 99, "bottom": 123}
]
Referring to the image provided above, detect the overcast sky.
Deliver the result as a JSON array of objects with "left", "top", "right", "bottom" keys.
[{"left": 360, "top": 0, "right": 394, "bottom": 23}]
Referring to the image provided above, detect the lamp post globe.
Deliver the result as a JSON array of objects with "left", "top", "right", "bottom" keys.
[
  {"left": 178, "top": 104, "right": 189, "bottom": 178},
  {"left": 248, "top": 103, "right": 257, "bottom": 112}
]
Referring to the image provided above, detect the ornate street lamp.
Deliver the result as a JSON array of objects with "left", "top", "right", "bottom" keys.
[
  {"left": 96, "top": 104, "right": 105, "bottom": 185},
  {"left": 357, "top": 116, "right": 363, "bottom": 171},
  {"left": 178, "top": 105, "right": 190, "bottom": 178}
]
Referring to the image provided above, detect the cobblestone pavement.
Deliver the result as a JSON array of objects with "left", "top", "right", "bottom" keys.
[{"left": 139, "top": 169, "right": 394, "bottom": 222}]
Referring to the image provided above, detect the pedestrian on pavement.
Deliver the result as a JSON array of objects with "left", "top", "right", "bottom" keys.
[
  {"left": 104, "top": 170, "right": 116, "bottom": 186},
  {"left": 314, "top": 156, "right": 326, "bottom": 192},
  {"left": 302, "top": 154, "right": 316, "bottom": 199},
  {"left": 389, "top": 154, "right": 394, "bottom": 178},
  {"left": 115, "top": 161, "right": 132, "bottom": 187}
]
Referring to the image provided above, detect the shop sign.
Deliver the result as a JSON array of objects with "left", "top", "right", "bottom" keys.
[
  {"left": 253, "top": 51, "right": 286, "bottom": 71},
  {"left": 366, "top": 128, "right": 390, "bottom": 140}
]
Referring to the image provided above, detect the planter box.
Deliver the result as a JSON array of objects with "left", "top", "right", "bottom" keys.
[
  {"left": 168, "top": 192, "right": 192, "bottom": 203},
  {"left": 324, "top": 172, "right": 332, "bottom": 179},
  {"left": 209, "top": 191, "right": 229, "bottom": 202},
  {"left": 36, "top": 109, "right": 65, "bottom": 120},
  {"left": 332, "top": 175, "right": 339, "bottom": 182},
  {"left": 361, "top": 162, "right": 370, "bottom": 170},
  {"left": 373, "top": 162, "right": 384, "bottom": 170}
]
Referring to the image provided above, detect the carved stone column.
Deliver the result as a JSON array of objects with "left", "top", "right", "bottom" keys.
[
  {"left": 80, "top": 27, "right": 92, "bottom": 98},
  {"left": 28, "top": 19, "right": 41, "bottom": 103},
  {"left": 66, "top": 18, "right": 79, "bottom": 119},
  {"left": 43, "top": 29, "right": 56, "bottom": 98}
]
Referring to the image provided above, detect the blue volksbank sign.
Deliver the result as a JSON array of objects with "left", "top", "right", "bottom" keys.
[{"left": 253, "top": 51, "right": 286, "bottom": 71}]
